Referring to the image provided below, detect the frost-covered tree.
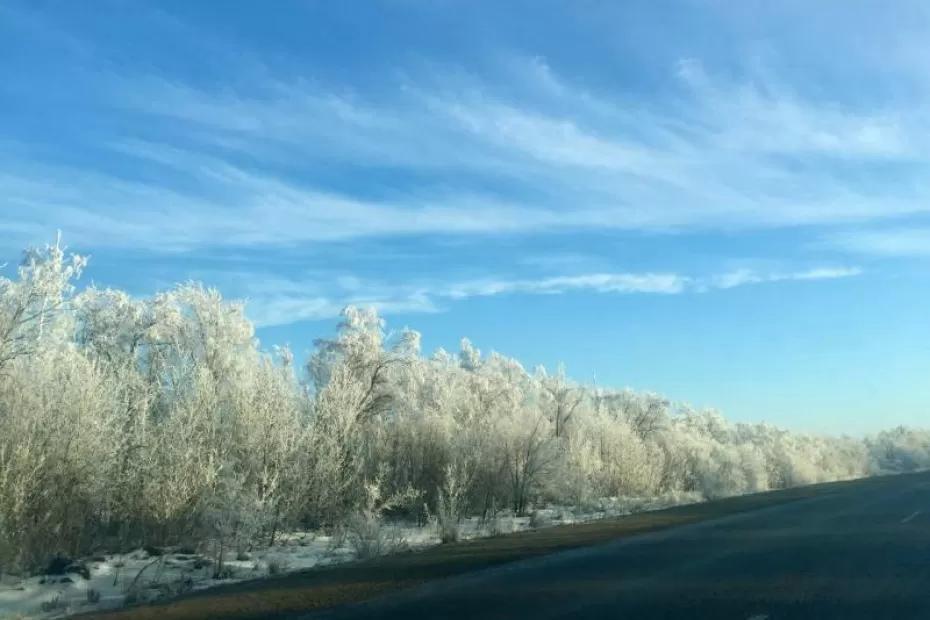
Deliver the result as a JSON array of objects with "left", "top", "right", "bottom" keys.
[
  {"left": 0, "top": 238, "right": 86, "bottom": 371},
  {"left": 1, "top": 238, "right": 928, "bottom": 575},
  {"left": 538, "top": 365, "right": 584, "bottom": 439}
]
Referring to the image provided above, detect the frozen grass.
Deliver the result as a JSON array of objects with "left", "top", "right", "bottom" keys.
[
  {"left": 0, "top": 492, "right": 701, "bottom": 620},
  {"left": 0, "top": 533, "right": 355, "bottom": 620},
  {"left": 68, "top": 473, "right": 911, "bottom": 620},
  {"left": 15, "top": 474, "right": 912, "bottom": 620},
  {"left": 0, "top": 479, "right": 892, "bottom": 620}
]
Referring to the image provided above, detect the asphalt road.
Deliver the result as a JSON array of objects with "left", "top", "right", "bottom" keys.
[{"left": 308, "top": 472, "right": 930, "bottom": 620}]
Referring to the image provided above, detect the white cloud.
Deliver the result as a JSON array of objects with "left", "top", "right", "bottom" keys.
[
  {"left": 675, "top": 58, "right": 910, "bottom": 159},
  {"left": 444, "top": 273, "right": 688, "bottom": 299},
  {"left": 786, "top": 267, "right": 864, "bottom": 280},
  {"left": 4, "top": 55, "right": 929, "bottom": 253},
  {"left": 241, "top": 266, "right": 861, "bottom": 327},
  {"left": 246, "top": 293, "right": 440, "bottom": 328},
  {"left": 0, "top": 155, "right": 570, "bottom": 252},
  {"left": 707, "top": 266, "right": 863, "bottom": 290},
  {"left": 826, "top": 228, "right": 930, "bottom": 257}
]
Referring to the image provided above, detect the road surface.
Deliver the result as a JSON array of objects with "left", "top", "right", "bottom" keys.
[{"left": 309, "top": 472, "right": 930, "bottom": 620}]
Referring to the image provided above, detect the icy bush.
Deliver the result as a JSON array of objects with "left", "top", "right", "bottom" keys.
[{"left": 347, "top": 476, "right": 420, "bottom": 559}]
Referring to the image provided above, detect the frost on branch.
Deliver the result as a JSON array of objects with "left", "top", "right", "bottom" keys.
[{"left": 0, "top": 238, "right": 86, "bottom": 371}]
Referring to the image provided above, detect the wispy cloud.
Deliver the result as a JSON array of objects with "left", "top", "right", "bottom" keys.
[
  {"left": 242, "top": 265, "right": 861, "bottom": 327},
  {"left": 704, "top": 267, "right": 864, "bottom": 291},
  {"left": 675, "top": 58, "right": 910, "bottom": 159},
  {"left": 247, "top": 293, "right": 440, "bottom": 329},
  {"left": 4, "top": 51, "right": 929, "bottom": 253},
  {"left": 826, "top": 228, "right": 930, "bottom": 257},
  {"left": 0, "top": 152, "right": 567, "bottom": 252},
  {"left": 443, "top": 273, "right": 689, "bottom": 299}
]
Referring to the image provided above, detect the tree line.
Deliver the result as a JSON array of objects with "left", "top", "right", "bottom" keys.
[{"left": 1, "top": 240, "right": 928, "bottom": 575}]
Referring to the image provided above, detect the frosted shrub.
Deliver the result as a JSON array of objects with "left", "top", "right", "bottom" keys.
[
  {"left": 0, "top": 238, "right": 87, "bottom": 372},
  {"left": 529, "top": 509, "right": 552, "bottom": 528},
  {"left": 301, "top": 362, "right": 367, "bottom": 527},
  {"left": 198, "top": 473, "right": 263, "bottom": 578},
  {"left": 347, "top": 476, "right": 421, "bottom": 559},
  {"left": 543, "top": 438, "right": 597, "bottom": 509},
  {"left": 0, "top": 345, "right": 117, "bottom": 573},
  {"left": 435, "top": 463, "right": 471, "bottom": 543},
  {"left": 868, "top": 427, "right": 930, "bottom": 472},
  {"left": 499, "top": 412, "right": 556, "bottom": 515}
]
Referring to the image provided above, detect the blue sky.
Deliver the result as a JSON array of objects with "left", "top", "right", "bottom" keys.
[{"left": 2, "top": 1, "right": 930, "bottom": 434}]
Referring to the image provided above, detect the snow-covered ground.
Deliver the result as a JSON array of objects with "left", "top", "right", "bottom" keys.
[{"left": 0, "top": 493, "right": 700, "bottom": 619}]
